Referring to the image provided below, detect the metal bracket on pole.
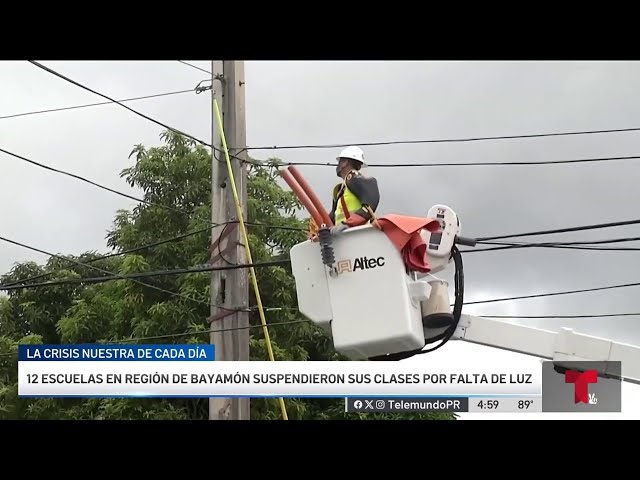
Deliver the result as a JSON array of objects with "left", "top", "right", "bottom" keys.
[{"left": 195, "top": 79, "right": 213, "bottom": 94}]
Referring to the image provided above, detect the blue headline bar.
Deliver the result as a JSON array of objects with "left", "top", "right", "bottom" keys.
[{"left": 18, "top": 344, "right": 215, "bottom": 362}]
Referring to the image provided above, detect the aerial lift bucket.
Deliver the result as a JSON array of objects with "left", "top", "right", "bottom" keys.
[{"left": 281, "top": 166, "right": 476, "bottom": 360}]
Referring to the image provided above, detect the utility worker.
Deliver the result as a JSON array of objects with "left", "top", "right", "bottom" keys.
[{"left": 328, "top": 146, "right": 380, "bottom": 234}]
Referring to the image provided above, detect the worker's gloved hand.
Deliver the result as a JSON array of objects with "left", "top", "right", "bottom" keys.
[
  {"left": 344, "top": 213, "right": 368, "bottom": 227},
  {"left": 330, "top": 223, "right": 349, "bottom": 235}
]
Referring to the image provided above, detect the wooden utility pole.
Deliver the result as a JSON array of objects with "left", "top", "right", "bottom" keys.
[{"left": 209, "top": 61, "right": 250, "bottom": 420}]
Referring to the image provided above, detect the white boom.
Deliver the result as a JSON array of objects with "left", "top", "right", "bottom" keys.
[
  {"left": 452, "top": 314, "right": 640, "bottom": 385},
  {"left": 289, "top": 204, "right": 640, "bottom": 386}
]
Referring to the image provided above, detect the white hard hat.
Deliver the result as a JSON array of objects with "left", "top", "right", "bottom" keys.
[{"left": 337, "top": 146, "right": 366, "bottom": 167}]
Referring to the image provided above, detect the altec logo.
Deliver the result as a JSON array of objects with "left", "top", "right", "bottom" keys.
[
  {"left": 565, "top": 369, "right": 598, "bottom": 404},
  {"left": 337, "top": 256, "right": 385, "bottom": 274}
]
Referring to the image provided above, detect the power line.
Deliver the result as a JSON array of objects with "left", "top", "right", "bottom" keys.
[
  {"left": 482, "top": 236, "right": 640, "bottom": 246},
  {"left": 0, "top": 226, "right": 213, "bottom": 288},
  {"left": 26, "top": 62, "right": 640, "bottom": 173},
  {"left": 5, "top": 129, "right": 640, "bottom": 258},
  {"left": 4, "top": 135, "right": 639, "bottom": 276},
  {"left": 0, "top": 318, "right": 312, "bottom": 358},
  {"left": 0, "top": 234, "right": 210, "bottom": 308},
  {"left": 154, "top": 305, "right": 640, "bottom": 319},
  {"left": 463, "top": 280, "right": 640, "bottom": 306},
  {"left": 466, "top": 244, "right": 640, "bottom": 253},
  {"left": 477, "top": 218, "right": 640, "bottom": 242},
  {"left": 479, "top": 313, "right": 640, "bottom": 319},
  {"left": 7, "top": 139, "right": 639, "bottom": 269},
  {"left": 178, "top": 60, "right": 211, "bottom": 75},
  {"left": 2, "top": 308, "right": 638, "bottom": 359},
  {"left": 29, "top": 61, "right": 217, "bottom": 153},
  {"left": 0, "top": 220, "right": 304, "bottom": 289},
  {"left": 0, "top": 259, "right": 292, "bottom": 291},
  {"left": 17, "top": 65, "right": 640, "bottom": 302},
  {"left": 465, "top": 236, "right": 640, "bottom": 253},
  {"left": 26, "top": 61, "right": 640, "bottom": 154},
  {"left": 0, "top": 144, "right": 231, "bottom": 238},
  {"left": 262, "top": 154, "right": 640, "bottom": 169},
  {"left": 25, "top": 61, "right": 265, "bottom": 188},
  {"left": 29, "top": 62, "right": 640, "bottom": 176},
  {"left": 0, "top": 146, "right": 195, "bottom": 216},
  {"left": 0, "top": 89, "right": 196, "bottom": 121},
  {"left": 0, "top": 146, "right": 306, "bottom": 242},
  {"left": 110, "top": 318, "right": 310, "bottom": 343},
  {"left": 4, "top": 250, "right": 640, "bottom": 312},
  {"left": 245, "top": 126, "right": 640, "bottom": 151}
]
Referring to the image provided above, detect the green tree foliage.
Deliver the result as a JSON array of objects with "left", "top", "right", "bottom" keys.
[{"left": 0, "top": 131, "right": 455, "bottom": 420}]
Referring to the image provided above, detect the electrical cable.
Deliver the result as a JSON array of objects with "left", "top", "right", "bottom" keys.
[
  {"left": 5, "top": 246, "right": 640, "bottom": 307},
  {"left": 479, "top": 313, "right": 640, "bottom": 319},
  {"left": 0, "top": 145, "right": 295, "bottom": 263},
  {"left": 28, "top": 61, "right": 230, "bottom": 158},
  {"left": 476, "top": 217, "right": 640, "bottom": 242},
  {"left": 143, "top": 306, "right": 640, "bottom": 319},
  {"left": 25, "top": 61, "right": 640, "bottom": 154},
  {"left": 254, "top": 154, "right": 640, "bottom": 169},
  {"left": 462, "top": 280, "right": 640, "bottom": 306},
  {"left": 1, "top": 226, "right": 212, "bottom": 287},
  {"left": 26, "top": 60, "right": 259, "bottom": 172},
  {"left": 465, "top": 244, "right": 640, "bottom": 253},
  {"left": 246, "top": 126, "right": 640, "bottom": 151},
  {"left": 177, "top": 61, "right": 212, "bottom": 75},
  {"left": 0, "top": 219, "right": 302, "bottom": 289},
  {"left": 0, "top": 89, "right": 196, "bottom": 121},
  {"left": 12, "top": 267, "right": 640, "bottom": 319},
  {"left": 0, "top": 146, "right": 198, "bottom": 220},
  {"left": 213, "top": 97, "right": 288, "bottom": 420},
  {"left": 28, "top": 60, "right": 640, "bottom": 180},
  {"left": 482, "top": 236, "right": 640, "bottom": 247},
  {"left": 0, "top": 234, "right": 211, "bottom": 308},
  {"left": 29, "top": 60, "right": 210, "bottom": 146},
  {"left": 0, "top": 259, "right": 292, "bottom": 291},
  {"left": 0, "top": 219, "right": 303, "bottom": 288},
  {"left": 0, "top": 146, "right": 306, "bottom": 284},
  {"left": 30, "top": 58, "right": 640, "bottom": 263},
  {"left": 0, "top": 318, "right": 312, "bottom": 359},
  {"left": 25, "top": 62, "right": 640, "bottom": 174},
  {"left": 2, "top": 307, "right": 638, "bottom": 360},
  {"left": 464, "top": 236, "right": 640, "bottom": 253},
  {"left": 0, "top": 140, "right": 305, "bottom": 239}
]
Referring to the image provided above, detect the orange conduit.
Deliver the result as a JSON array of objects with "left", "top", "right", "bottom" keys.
[
  {"left": 287, "top": 166, "right": 333, "bottom": 228},
  {"left": 281, "top": 169, "right": 325, "bottom": 227}
]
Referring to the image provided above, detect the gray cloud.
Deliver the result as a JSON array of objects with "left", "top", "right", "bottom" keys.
[{"left": 2, "top": 60, "right": 640, "bottom": 346}]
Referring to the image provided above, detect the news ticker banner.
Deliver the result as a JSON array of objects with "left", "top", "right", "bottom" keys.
[{"left": 17, "top": 345, "right": 622, "bottom": 413}]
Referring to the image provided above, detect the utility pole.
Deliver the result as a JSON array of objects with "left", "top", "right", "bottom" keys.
[{"left": 209, "top": 61, "right": 250, "bottom": 420}]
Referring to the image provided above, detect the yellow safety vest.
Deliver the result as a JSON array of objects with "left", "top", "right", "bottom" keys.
[{"left": 333, "top": 172, "right": 363, "bottom": 224}]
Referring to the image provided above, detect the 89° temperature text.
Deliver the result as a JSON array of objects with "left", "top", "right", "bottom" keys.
[{"left": 469, "top": 397, "right": 541, "bottom": 412}]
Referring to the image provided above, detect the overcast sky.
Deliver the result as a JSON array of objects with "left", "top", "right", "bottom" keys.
[{"left": 1, "top": 60, "right": 639, "bottom": 418}]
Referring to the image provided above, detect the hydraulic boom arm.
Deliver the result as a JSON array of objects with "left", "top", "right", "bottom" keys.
[{"left": 453, "top": 314, "right": 640, "bottom": 385}]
